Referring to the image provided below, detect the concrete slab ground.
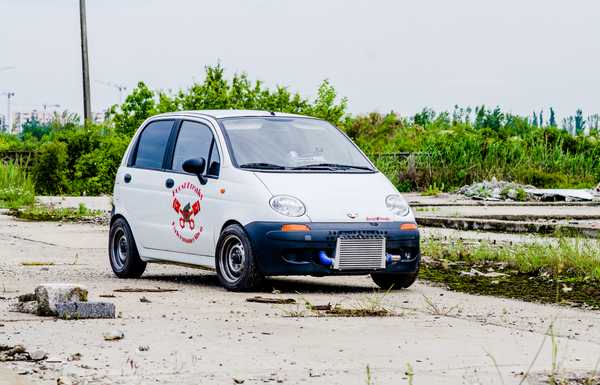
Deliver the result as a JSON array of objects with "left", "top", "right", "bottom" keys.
[
  {"left": 1, "top": 214, "right": 599, "bottom": 385},
  {"left": 0, "top": 368, "right": 34, "bottom": 385}
]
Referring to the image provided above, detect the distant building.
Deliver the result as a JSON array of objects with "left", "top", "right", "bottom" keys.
[
  {"left": 92, "top": 112, "right": 106, "bottom": 124},
  {"left": 8, "top": 109, "right": 106, "bottom": 134},
  {"left": 12, "top": 110, "right": 58, "bottom": 134}
]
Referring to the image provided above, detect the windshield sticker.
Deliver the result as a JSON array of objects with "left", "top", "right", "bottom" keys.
[{"left": 171, "top": 182, "right": 204, "bottom": 243}]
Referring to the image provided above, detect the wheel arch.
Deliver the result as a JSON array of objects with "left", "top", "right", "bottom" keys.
[
  {"left": 109, "top": 213, "right": 143, "bottom": 259},
  {"left": 220, "top": 219, "right": 245, "bottom": 234},
  {"left": 215, "top": 219, "right": 246, "bottom": 254},
  {"left": 110, "top": 213, "right": 127, "bottom": 227}
]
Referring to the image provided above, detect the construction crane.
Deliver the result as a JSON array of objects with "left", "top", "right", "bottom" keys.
[
  {"left": 1, "top": 92, "right": 15, "bottom": 132},
  {"left": 42, "top": 103, "right": 61, "bottom": 111},
  {"left": 95, "top": 80, "right": 127, "bottom": 103}
]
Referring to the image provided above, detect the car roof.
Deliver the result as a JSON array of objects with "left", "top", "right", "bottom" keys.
[{"left": 153, "top": 109, "right": 308, "bottom": 120}]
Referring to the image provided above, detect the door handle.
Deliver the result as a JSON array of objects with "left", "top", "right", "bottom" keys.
[
  {"left": 124, "top": 173, "right": 132, "bottom": 183},
  {"left": 165, "top": 178, "right": 174, "bottom": 189}
]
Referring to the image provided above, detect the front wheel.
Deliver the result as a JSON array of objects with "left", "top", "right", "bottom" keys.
[
  {"left": 371, "top": 270, "right": 418, "bottom": 290},
  {"left": 109, "top": 218, "right": 146, "bottom": 278},
  {"left": 215, "top": 224, "right": 264, "bottom": 291}
]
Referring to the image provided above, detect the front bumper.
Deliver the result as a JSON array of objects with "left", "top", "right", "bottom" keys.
[{"left": 244, "top": 221, "right": 420, "bottom": 276}]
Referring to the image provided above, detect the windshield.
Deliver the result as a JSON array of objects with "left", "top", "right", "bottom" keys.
[{"left": 219, "top": 117, "right": 374, "bottom": 172}]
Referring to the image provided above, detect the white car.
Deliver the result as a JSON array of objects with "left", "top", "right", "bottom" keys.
[{"left": 109, "top": 110, "right": 420, "bottom": 291}]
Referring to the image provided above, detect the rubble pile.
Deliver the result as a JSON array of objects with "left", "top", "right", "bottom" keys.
[
  {"left": 458, "top": 178, "right": 533, "bottom": 201},
  {"left": 459, "top": 178, "right": 600, "bottom": 202},
  {"left": 0, "top": 345, "right": 47, "bottom": 362}
]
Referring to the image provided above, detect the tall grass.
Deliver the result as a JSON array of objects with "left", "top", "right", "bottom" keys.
[
  {"left": 0, "top": 161, "right": 35, "bottom": 209},
  {"left": 350, "top": 113, "right": 600, "bottom": 191},
  {"left": 423, "top": 238, "right": 600, "bottom": 281}
]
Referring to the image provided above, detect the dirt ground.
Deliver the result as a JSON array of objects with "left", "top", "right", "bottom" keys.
[{"left": 1, "top": 213, "right": 600, "bottom": 385}]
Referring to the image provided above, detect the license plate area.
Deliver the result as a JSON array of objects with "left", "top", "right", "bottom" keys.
[{"left": 333, "top": 237, "right": 386, "bottom": 270}]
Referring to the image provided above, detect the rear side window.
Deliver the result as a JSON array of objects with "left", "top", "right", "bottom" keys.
[
  {"left": 172, "top": 121, "right": 220, "bottom": 177},
  {"left": 133, "top": 120, "right": 174, "bottom": 169}
]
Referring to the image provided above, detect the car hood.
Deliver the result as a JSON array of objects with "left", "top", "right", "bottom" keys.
[{"left": 253, "top": 172, "right": 415, "bottom": 223}]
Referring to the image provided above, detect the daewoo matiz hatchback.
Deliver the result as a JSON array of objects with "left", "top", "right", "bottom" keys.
[{"left": 109, "top": 110, "right": 420, "bottom": 291}]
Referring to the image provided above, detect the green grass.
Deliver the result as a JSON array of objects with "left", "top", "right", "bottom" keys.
[
  {"left": 421, "top": 182, "right": 444, "bottom": 196},
  {"left": 0, "top": 161, "right": 35, "bottom": 209},
  {"left": 423, "top": 238, "right": 600, "bottom": 281},
  {"left": 11, "top": 203, "right": 103, "bottom": 222}
]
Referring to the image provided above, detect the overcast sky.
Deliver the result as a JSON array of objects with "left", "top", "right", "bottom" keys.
[{"left": 1, "top": 0, "right": 599, "bottom": 119}]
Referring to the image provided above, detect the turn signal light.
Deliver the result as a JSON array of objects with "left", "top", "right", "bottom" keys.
[
  {"left": 281, "top": 224, "right": 311, "bottom": 232},
  {"left": 400, "top": 223, "right": 418, "bottom": 231}
]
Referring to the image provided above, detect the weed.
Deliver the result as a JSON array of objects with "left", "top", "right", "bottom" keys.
[
  {"left": 366, "top": 365, "right": 376, "bottom": 385},
  {"left": 405, "top": 363, "right": 414, "bottom": 385},
  {"left": 0, "top": 160, "right": 35, "bottom": 209},
  {"left": 422, "top": 294, "right": 459, "bottom": 316},
  {"left": 484, "top": 349, "right": 505, "bottom": 385},
  {"left": 282, "top": 290, "right": 396, "bottom": 317},
  {"left": 549, "top": 323, "right": 559, "bottom": 384},
  {"left": 421, "top": 182, "right": 444, "bottom": 197},
  {"left": 10, "top": 203, "right": 103, "bottom": 222},
  {"left": 422, "top": 238, "right": 600, "bottom": 281}
]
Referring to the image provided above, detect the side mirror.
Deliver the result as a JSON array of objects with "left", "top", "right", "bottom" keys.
[{"left": 182, "top": 158, "right": 207, "bottom": 185}]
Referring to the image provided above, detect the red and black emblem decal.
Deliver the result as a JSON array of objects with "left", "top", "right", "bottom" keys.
[{"left": 171, "top": 181, "right": 204, "bottom": 243}]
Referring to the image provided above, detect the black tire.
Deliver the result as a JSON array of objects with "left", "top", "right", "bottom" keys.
[
  {"left": 371, "top": 266, "right": 419, "bottom": 290},
  {"left": 109, "top": 218, "right": 146, "bottom": 278},
  {"left": 215, "top": 224, "right": 264, "bottom": 291}
]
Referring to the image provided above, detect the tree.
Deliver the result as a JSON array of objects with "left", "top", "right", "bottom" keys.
[
  {"left": 109, "top": 81, "right": 156, "bottom": 135},
  {"left": 413, "top": 108, "right": 436, "bottom": 126},
  {"left": 539, "top": 110, "right": 544, "bottom": 127},
  {"left": 575, "top": 109, "right": 586, "bottom": 135},
  {"left": 20, "top": 116, "right": 51, "bottom": 140},
  {"left": 474, "top": 105, "right": 486, "bottom": 129},
  {"left": 532, "top": 112, "right": 538, "bottom": 127},
  {"left": 107, "top": 65, "right": 348, "bottom": 132},
  {"left": 549, "top": 107, "right": 557, "bottom": 127}
]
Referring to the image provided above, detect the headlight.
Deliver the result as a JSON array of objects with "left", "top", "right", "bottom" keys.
[
  {"left": 269, "top": 195, "right": 306, "bottom": 217},
  {"left": 385, "top": 194, "right": 410, "bottom": 216}
]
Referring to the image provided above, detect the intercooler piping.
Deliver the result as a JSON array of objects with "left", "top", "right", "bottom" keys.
[
  {"left": 386, "top": 253, "right": 393, "bottom": 265},
  {"left": 318, "top": 251, "right": 334, "bottom": 267}
]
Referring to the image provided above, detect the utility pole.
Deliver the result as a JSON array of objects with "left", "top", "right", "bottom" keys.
[{"left": 79, "top": 0, "right": 92, "bottom": 124}]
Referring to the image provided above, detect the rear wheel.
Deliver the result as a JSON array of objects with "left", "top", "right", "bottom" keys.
[
  {"left": 371, "top": 266, "right": 419, "bottom": 290},
  {"left": 109, "top": 218, "right": 146, "bottom": 278},
  {"left": 216, "top": 224, "right": 264, "bottom": 291}
]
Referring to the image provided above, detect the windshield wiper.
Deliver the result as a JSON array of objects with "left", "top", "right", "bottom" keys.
[
  {"left": 239, "top": 162, "right": 287, "bottom": 170},
  {"left": 291, "top": 163, "right": 374, "bottom": 171}
]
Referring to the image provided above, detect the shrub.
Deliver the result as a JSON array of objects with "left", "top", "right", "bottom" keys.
[
  {"left": 73, "top": 134, "right": 129, "bottom": 195},
  {"left": 32, "top": 141, "right": 69, "bottom": 195}
]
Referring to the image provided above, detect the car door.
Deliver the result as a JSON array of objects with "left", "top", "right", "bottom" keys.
[
  {"left": 118, "top": 119, "right": 177, "bottom": 253},
  {"left": 161, "top": 119, "right": 222, "bottom": 260}
]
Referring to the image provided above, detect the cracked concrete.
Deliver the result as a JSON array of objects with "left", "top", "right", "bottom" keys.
[{"left": 0, "top": 212, "right": 599, "bottom": 385}]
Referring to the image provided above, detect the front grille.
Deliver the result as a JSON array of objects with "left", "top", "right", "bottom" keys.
[{"left": 334, "top": 237, "right": 386, "bottom": 270}]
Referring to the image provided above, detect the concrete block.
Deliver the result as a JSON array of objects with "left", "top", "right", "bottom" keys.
[
  {"left": 55, "top": 302, "right": 115, "bottom": 319},
  {"left": 35, "top": 283, "right": 88, "bottom": 316}
]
